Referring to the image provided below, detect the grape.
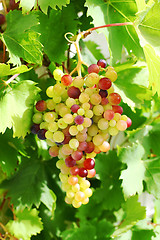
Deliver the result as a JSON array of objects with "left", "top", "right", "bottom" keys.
[
  {"left": 88, "top": 64, "right": 100, "bottom": 74},
  {"left": 116, "top": 120, "right": 127, "bottom": 131},
  {"left": 70, "top": 166, "right": 79, "bottom": 175},
  {"left": 53, "top": 68, "right": 64, "bottom": 81},
  {"left": 66, "top": 98, "right": 76, "bottom": 107},
  {"left": 93, "top": 105, "right": 104, "bottom": 116},
  {"left": 45, "top": 130, "right": 53, "bottom": 139},
  {"left": 46, "top": 86, "right": 54, "bottom": 97},
  {"left": 73, "top": 76, "right": 84, "bottom": 88},
  {"left": 84, "top": 188, "right": 92, "bottom": 197},
  {"left": 97, "top": 59, "right": 107, "bottom": 68},
  {"left": 78, "top": 141, "right": 88, "bottom": 151},
  {"left": 32, "top": 113, "right": 43, "bottom": 124},
  {"left": 84, "top": 158, "right": 95, "bottom": 170},
  {"left": 31, "top": 123, "right": 40, "bottom": 134},
  {"left": 48, "top": 122, "right": 58, "bottom": 132},
  {"left": 67, "top": 86, "right": 81, "bottom": 99},
  {"left": 69, "top": 139, "right": 79, "bottom": 149},
  {"left": 47, "top": 99, "right": 55, "bottom": 110},
  {"left": 74, "top": 115, "right": 84, "bottom": 125},
  {"left": 61, "top": 74, "right": 73, "bottom": 86},
  {"left": 72, "top": 183, "right": 80, "bottom": 192},
  {"left": 62, "top": 126, "right": 71, "bottom": 136},
  {"left": 93, "top": 134, "right": 104, "bottom": 146},
  {"left": 69, "top": 126, "right": 79, "bottom": 136},
  {"left": 58, "top": 119, "right": 68, "bottom": 129},
  {"left": 90, "top": 93, "right": 101, "bottom": 105},
  {"left": 8, "top": 0, "right": 19, "bottom": 11},
  {"left": 72, "top": 199, "right": 82, "bottom": 208},
  {"left": 105, "top": 69, "right": 117, "bottom": 82},
  {"left": 65, "top": 156, "right": 76, "bottom": 167},
  {"left": 71, "top": 104, "right": 80, "bottom": 113},
  {"left": 79, "top": 92, "right": 90, "bottom": 103},
  {"left": 108, "top": 127, "right": 119, "bottom": 136},
  {"left": 37, "top": 129, "right": 47, "bottom": 140},
  {"left": 53, "top": 131, "right": 64, "bottom": 143},
  {"left": 112, "top": 105, "right": 123, "bottom": 114},
  {"left": 0, "top": 14, "right": 6, "bottom": 25},
  {"left": 98, "top": 118, "right": 109, "bottom": 130},
  {"left": 104, "top": 110, "right": 115, "bottom": 120},
  {"left": 101, "top": 97, "right": 109, "bottom": 105},
  {"left": 126, "top": 117, "right": 132, "bottom": 128},
  {"left": 68, "top": 176, "right": 78, "bottom": 185},
  {"left": 75, "top": 191, "right": 85, "bottom": 201},
  {"left": 98, "top": 77, "right": 112, "bottom": 90},
  {"left": 49, "top": 146, "right": 59, "bottom": 157},
  {"left": 63, "top": 113, "right": 74, "bottom": 124},
  {"left": 77, "top": 108, "right": 85, "bottom": 115},
  {"left": 88, "top": 124, "right": 98, "bottom": 137},
  {"left": 71, "top": 150, "right": 83, "bottom": 161},
  {"left": 76, "top": 132, "right": 87, "bottom": 142},
  {"left": 99, "top": 89, "right": 108, "bottom": 98},
  {"left": 85, "top": 142, "right": 94, "bottom": 153},
  {"left": 108, "top": 93, "right": 121, "bottom": 105},
  {"left": 98, "top": 141, "right": 110, "bottom": 152},
  {"left": 78, "top": 168, "right": 88, "bottom": 177},
  {"left": 87, "top": 169, "right": 96, "bottom": 178}
]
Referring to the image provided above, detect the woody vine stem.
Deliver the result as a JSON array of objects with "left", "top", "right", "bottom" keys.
[{"left": 65, "top": 22, "right": 133, "bottom": 76}]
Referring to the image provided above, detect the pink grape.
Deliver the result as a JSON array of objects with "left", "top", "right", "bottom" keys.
[
  {"left": 104, "top": 110, "right": 115, "bottom": 120},
  {"left": 88, "top": 64, "right": 100, "bottom": 74},
  {"left": 108, "top": 93, "right": 121, "bottom": 105},
  {"left": 112, "top": 105, "right": 123, "bottom": 114},
  {"left": 78, "top": 168, "right": 88, "bottom": 177},
  {"left": 87, "top": 169, "right": 96, "bottom": 178},
  {"left": 36, "top": 100, "right": 47, "bottom": 112},
  {"left": 84, "top": 158, "right": 95, "bottom": 170},
  {"left": 71, "top": 150, "right": 83, "bottom": 161},
  {"left": 62, "top": 126, "right": 71, "bottom": 136},
  {"left": 61, "top": 74, "right": 73, "bottom": 86},
  {"left": 78, "top": 141, "right": 88, "bottom": 151},
  {"left": 67, "top": 86, "right": 81, "bottom": 99},
  {"left": 97, "top": 59, "right": 107, "bottom": 68},
  {"left": 49, "top": 146, "right": 59, "bottom": 157},
  {"left": 65, "top": 156, "right": 76, "bottom": 167},
  {"left": 74, "top": 115, "right": 84, "bottom": 125},
  {"left": 71, "top": 104, "right": 80, "bottom": 113},
  {"left": 98, "top": 77, "right": 112, "bottom": 90},
  {"left": 70, "top": 166, "right": 79, "bottom": 175}
]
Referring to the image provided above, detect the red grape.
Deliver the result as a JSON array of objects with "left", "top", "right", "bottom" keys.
[
  {"left": 74, "top": 115, "right": 84, "bottom": 125},
  {"left": 0, "top": 14, "right": 6, "bottom": 25},
  {"left": 71, "top": 104, "right": 80, "bottom": 113},
  {"left": 36, "top": 100, "right": 47, "bottom": 112},
  {"left": 62, "top": 126, "right": 71, "bottom": 136},
  {"left": 112, "top": 105, "right": 123, "bottom": 114},
  {"left": 70, "top": 166, "right": 79, "bottom": 175},
  {"left": 61, "top": 74, "right": 72, "bottom": 86},
  {"left": 67, "top": 86, "right": 81, "bottom": 99},
  {"left": 98, "top": 77, "right": 112, "bottom": 90},
  {"left": 65, "top": 156, "right": 76, "bottom": 167},
  {"left": 85, "top": 142, "right": 95, "bottom": 153},
  {"left": 84, "top": 158, "right": 95, "bottom": 170},
  {"left": 78, "top": 167, "right": 88, "bottom": 177},
  {"left": 108, "top": 93, "right": 121, "bottom": 105},
  {"left": 97, "top": 59, "right": 107, "bottom": 68},
  {"left": 62, "top": 136, "right": 71, "bottom": 144},
  {"left": 88, "top": 64, "right": 100, "bottom": 74},
  {"left": 8, "top": 0, "right": 20, "bottom": 11},
  {"left": 126, "top": 117, "right": 132, "bottom": 128},
  {"left": 101, "top": 98, "right": 109, "bottom": 105}
]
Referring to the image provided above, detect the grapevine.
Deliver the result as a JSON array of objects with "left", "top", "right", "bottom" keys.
[{"left": 31, "top": 30, "right": 132, "bottom": 208}]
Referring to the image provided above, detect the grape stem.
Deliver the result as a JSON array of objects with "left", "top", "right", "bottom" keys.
[
  {"left": 66, "top": 22, "right": 133, "bottom": 76},
  {"left": 4, "top": 73, "right": 20, "bottom": 86}
]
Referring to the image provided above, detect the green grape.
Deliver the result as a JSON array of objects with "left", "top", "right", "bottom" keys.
[{"left": 32, "top": 112, "right": 43, "bottom": 124}]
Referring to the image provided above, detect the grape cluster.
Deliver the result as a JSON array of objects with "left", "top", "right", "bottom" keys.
[{"left": 31, "top": 59, "right": 132, "bottom": 208}]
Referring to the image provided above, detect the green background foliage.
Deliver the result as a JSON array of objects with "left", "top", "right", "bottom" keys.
[{"left": 0, "top": 0, "right": 160, "bottom": 239}]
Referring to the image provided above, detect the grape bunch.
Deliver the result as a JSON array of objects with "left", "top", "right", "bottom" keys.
[{"left": 31, "top": 59, "right": 132, "bottom": 208}]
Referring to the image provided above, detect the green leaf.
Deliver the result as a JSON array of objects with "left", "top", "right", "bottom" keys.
[
  {"left": 144, "top": 156, "right": 160, "bottom": 198},
  {"left": 143, "top": 44, "right": 160, "bottom": 96},
  {"left": 114, "top": 63, "right": 152, "bottom": 110},
  {"left": 1, "top": 157, "right": 56, "bottom": 210},
  {"left": 38, "top": 0, "right": 70, "bottom": 14},
  {"left": 93, "top": 151, "right": 124, "bottom": 210},
  {"left": 132, "top": 229, "right": 155, "bottom": 240},
  {"left": 135, "top": 0, "right": 146, "bottom": 12},
  {"left": 38, "top": 5, "right": 78, "bottom": 63},
  {"left": 0, "top": 80, "right": 40, "bottom": 138},
  {"left": 1, "top": 10, "right": 43, "bottom": 65},
  {"left": 17, "top": 0, "right": 36, "bottom": 13},
  {"left": 112, "top": 195, "right": 146, "bottom": 237},
  {"left": 85, "top": 0, "right": 144, "bottom": 64},
  {"left": 0, "top": 129, "right": 24, "bottom": 176},
  {"left": 0, "top": 64, "right": 30, "bottom": 78},
  {"left": 6, "top": 208, "right": 43, "bottom": 240},
  {"left": 119, "top": 143, "right": 145, "bottom": 197}
]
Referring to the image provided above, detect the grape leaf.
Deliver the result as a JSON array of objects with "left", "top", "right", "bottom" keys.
[
  {"left": 119, "top": 143, "right": 145, "bottom": 197},
  {"left": 38, "top": 5, "right": 78, "bottom": 63},
  {"left": 132, "top": 229, "right": 155, "bottom": 240},
  {"left": 1, "top": 157, "right": 56, "bottom": 210},
  {"left": 93, "top": 151, "right": 124, "bottom": 210},
  {"left": 0, "top": 80, "right": 40, "bottom": 138},
  {"left": 0, "top": 64, "right": 30, "bottom": 78},
  {"left": 135, "top": 0, "right": 146, "bottom": 12},
  {"left": 112, "top": 195, "right": 146, "bottom": 237},
  {"left": 85, "top": 0, "right": 144, "bottom": 64},
  {"left": 144, "top": 156, "right": 160, "bottom": 199},
  {"left": 6, "top": 208, "right": 43, "bottom": 240},
  {"left": 16, "top": 0, "right": 36, "bottom": 13},
  {"left": 114, "top": 63, "right": 152, "bottom": 110},
  {"left": 38, "top": 0, "right": 70, "bottom": 14},
  {"left": 1, "top": 10, "right": 43, "bottom": 65}
]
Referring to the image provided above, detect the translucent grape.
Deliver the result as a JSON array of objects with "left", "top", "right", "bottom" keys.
[
  {"left": 88, "top": 64, "right": 100, "bottom": 74},
  {"left": 97, "top": 59, "right": 107, "bottom": 68},
  {"left": 61, "top": 74, "right": 73, "bottom": 86}
]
